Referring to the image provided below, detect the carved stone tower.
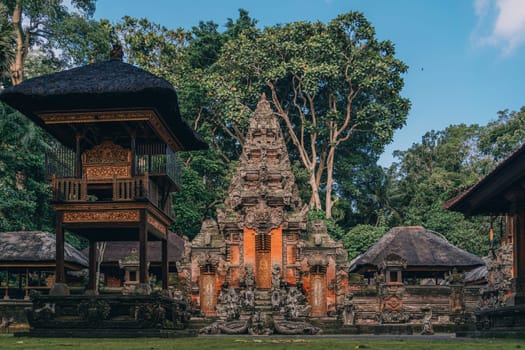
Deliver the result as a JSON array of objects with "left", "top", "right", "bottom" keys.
[{"left": 189, "top": 95, "right": 349, "bottom": 319}]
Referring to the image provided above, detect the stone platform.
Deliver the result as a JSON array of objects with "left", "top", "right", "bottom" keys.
[
  {"left": 18, "top": 292, "right": 192, "bottom": 338},
  {"left": 456, "top": 304, "right": 525, "bottom": 338}
]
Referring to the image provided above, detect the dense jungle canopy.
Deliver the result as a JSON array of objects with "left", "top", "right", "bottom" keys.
[{"left": 1, "top": 0, "right": 523, "bottom": 258}]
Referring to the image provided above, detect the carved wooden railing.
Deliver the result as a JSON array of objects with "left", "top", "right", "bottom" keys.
[
  {"left": 52, "top": 176, "right": 87, "bottom": 201},
  {"left": 113, "top": 175, "right": 148, "bottom": 201},
  {"left": 52, "top": 175, "right": 173, "bottom": 219}
]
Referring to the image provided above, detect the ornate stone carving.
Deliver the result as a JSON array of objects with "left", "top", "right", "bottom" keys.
[
  {"left": 63, "top": 210, "right": 140, "bottom": 223},
  {"left": 342, "top": 292, "right": 356, "bottom": 326},
  {"left": 420, "top": 305, "right": 434, "bottom": 335},
  {"left": 77, "top": 299, "right": 111, "bottom": 324}
]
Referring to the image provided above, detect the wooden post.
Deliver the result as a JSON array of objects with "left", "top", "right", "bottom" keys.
[
  {"left": 139, "top": 211, "right": 148, "bottom": 284},
  {"left": 162, "top": 238, "right": 168, "bottom": 290},
  {"left": 88, "top": 240, "right": 97, "bottom": 291},
  {"left": 514, "top": 212, "right": 525, "bottom": 304},
  {"left": 75, "top": 133, "right": 82, "bottom": 178},
  {"left": 131, "top": 133, "right": 136, "bottom": 176},
  {"left": 55, "top": 211, "right": 65, "bottom": 284}
]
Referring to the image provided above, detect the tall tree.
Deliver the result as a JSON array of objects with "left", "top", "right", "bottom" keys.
[
  {"left": 385, "top": 124, "right": 491, "bottom": 256},
  {"left": 0, "top": 3, "right": 14, "bottom": 84},
  {"left": 207, "top": 12, "right": 410, "bottom": 218},
  {"left": 4, "top": 0, "right": 99, "bottom": 85}
]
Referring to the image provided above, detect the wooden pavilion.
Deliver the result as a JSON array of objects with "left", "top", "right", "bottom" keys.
[
  {"left": 0, "top": 231, "right": 87, "bottom": 300},
  {"left": 0, "top": 49, "right": 207, "bottom": 336}
]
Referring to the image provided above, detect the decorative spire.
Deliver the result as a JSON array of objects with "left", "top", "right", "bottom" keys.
[{"left": 110, "top": 43, "right": 124, "bottom": 61}]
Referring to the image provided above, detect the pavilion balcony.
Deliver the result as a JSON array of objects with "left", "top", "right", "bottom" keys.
[{"left": 51, "top": 174, "right": 174, "bottom": 219}]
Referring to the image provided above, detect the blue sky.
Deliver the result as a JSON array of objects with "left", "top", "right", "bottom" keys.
[{"left": 95, "top": 0, "right": 525, "bottom": 166}]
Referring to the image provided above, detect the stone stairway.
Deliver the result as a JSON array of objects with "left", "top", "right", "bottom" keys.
[{"left": 254, "top": 290, "right": 273, "bottom": 313}]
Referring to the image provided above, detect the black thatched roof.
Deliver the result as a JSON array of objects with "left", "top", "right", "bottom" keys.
[
  {"left": 0, "top": 60, "right": 207, "bottom": 151},
  {"left": 82, "top": 231, "right": 184, "bottom": 264},
  {"left": 349, "top": 226, "right": 484, "bottom": 272},
  {"left": 0, "top": 231, "right": 88, "bottom": 268}
]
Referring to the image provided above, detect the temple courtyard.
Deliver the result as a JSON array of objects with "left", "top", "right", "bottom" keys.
[{"left": 1, "top": 334, "right": 524, "bottom": 350}]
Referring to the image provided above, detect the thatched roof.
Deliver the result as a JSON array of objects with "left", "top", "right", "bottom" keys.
[
  {"left": 0, "top": 60, "right": 207, "bottom": 151},
  {"left": 349, "top": 226, "right": 484, "bottom": 272},
  {"left": 0, "top": 231, "right": 88, "bottom": 268},
  {"left": 83, "top": 231, "right": 184, "bottom": 264}
]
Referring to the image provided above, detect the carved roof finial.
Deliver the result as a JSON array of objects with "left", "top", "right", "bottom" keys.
[{"left": 110, "top": 43, "right": 124, "bottom": 61}]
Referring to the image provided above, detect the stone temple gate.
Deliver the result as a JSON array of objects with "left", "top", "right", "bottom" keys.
[{"left": 179, "top": 96, "right": 349, "bottom": 327}]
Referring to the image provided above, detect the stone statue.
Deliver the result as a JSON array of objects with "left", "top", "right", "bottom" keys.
[
  {"left": 272, "top": 264, "right": 282, "bottom": 289},
  {"left": 342, "top": 293, "right": 355, "bottom": 326},
  {"left": 242, "top": 287, "right": 255, "bottom": 311},
  {"left": 248, "top": 312, "right": 273, "bottom": 335},
  {"left": 182, "top": 235, "right": 192, "bottom": 263},
  {"left": 284, "top": 287, "right": 311, "bottom": 320},
  {"left": 271, "top": 287, "right": 281, "bottom": 311},
  {"left": 225, "top": 287, "right": 240, "bottom": 321},
  {"left": 420, "top": 305, "right": 434, "bottom": 335},
  {"left": 241, "top": 265, "right": 255, "bottom": 289}
]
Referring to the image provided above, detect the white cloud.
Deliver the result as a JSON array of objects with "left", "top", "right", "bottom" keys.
[{"left": 473, "top": 0, "right": 525, "bottom": 55}]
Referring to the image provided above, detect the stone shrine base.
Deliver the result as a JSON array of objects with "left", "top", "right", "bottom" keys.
[
  {"left": 456, "top": 304, "right": 525, "bottom": 339},
  {"left": 17, "top": 292, "right": 192, "bottom": 338}
]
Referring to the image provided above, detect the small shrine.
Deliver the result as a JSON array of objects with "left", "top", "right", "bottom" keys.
[
  {"left": 0, "top": 46, "right": 207, "bottom": 337},
  {"left": 347, "top": 226, "right": 485, "bottom": 330},
  {"left": 180, "top": 96, "right": 349, "bottom": 334}
]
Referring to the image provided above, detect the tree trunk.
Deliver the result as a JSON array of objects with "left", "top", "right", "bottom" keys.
[
  {"left": 309, "top": 168, "right": 322, "bottom": 210},
  {"left": 95, "top": 242, "right": 107, "bottom": 293},
  {"left": 325, "top": 147, "right": 336, "bottom": 218},
  {"left": 10, "top": 0, "right": 25, "bottom": 85}
]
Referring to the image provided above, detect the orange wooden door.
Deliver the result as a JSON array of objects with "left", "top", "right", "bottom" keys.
[
  {"left": 310, "top": 273, "right": 326, "bottom": 316},
  {"left": 200, "top": 273, "right": 216, "bottom": 315},
  {"left": 255, "top": 234, "right": 272, "bottom": 289}
]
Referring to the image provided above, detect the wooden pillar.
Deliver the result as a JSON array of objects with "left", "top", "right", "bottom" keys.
[
  {"left": 130, "top": 133, "right": 136, "bottom": 176},
  {"left": 88, "top": 240, "right": 97, "bottom": 291},
  {"left": 55, "top": 211, "right": 65, "bottom": 284},
  {"left": 139, "top": 211, "right": 148, "bottom": 284},
  {"left": 513, "top": 212, "right": 525, "bottom": 304},
  {"left": 162, "top": 238, "right": 168, "bottom": 290},
  {"left": 75, "top": 133, "right": 82, "bottom": 178}
]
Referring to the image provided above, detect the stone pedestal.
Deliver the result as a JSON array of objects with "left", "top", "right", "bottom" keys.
[{"left": 49, "top": 283, "right": 70, "bottom": 296}]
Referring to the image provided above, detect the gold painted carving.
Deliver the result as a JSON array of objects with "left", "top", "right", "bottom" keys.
[
  {"left": 147, "top": 215, "right": 166, "bottom": 234},
  {"left": 84, "top": 166, "right": 130, "bottom": 179},
  {"left": 63, "top": 210, "right": 140, "bottom": 223},
  {"left": 83, "top": 141, "right": 130, "bottom": 164}
]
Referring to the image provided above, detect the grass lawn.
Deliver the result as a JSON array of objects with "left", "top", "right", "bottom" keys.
[{"left": 1, "top": 335, "right": 525, "bottom": 350}]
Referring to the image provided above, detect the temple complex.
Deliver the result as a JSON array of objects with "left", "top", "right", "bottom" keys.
[{"left": 182, "top": 96, "right": 349, "bottom": 333}]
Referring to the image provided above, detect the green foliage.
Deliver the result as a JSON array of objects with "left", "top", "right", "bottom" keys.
[
  {"left": 307, "top": 210, "right": 344, "bottom": 241},
  {"left": 0, "top": 103, "right": 52, "bottom": 232},
  {"left": 0, "top": 3, "right": 14, "bottom": 83},
  {"left": 479, "top": 107, "right": 525, "bottom": 162},
  {"left": 385, "top": 124, "right": 495, "bottom": 257},
  {"left": 343, "top": 224, "right": 388, "bottom": 260}
]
